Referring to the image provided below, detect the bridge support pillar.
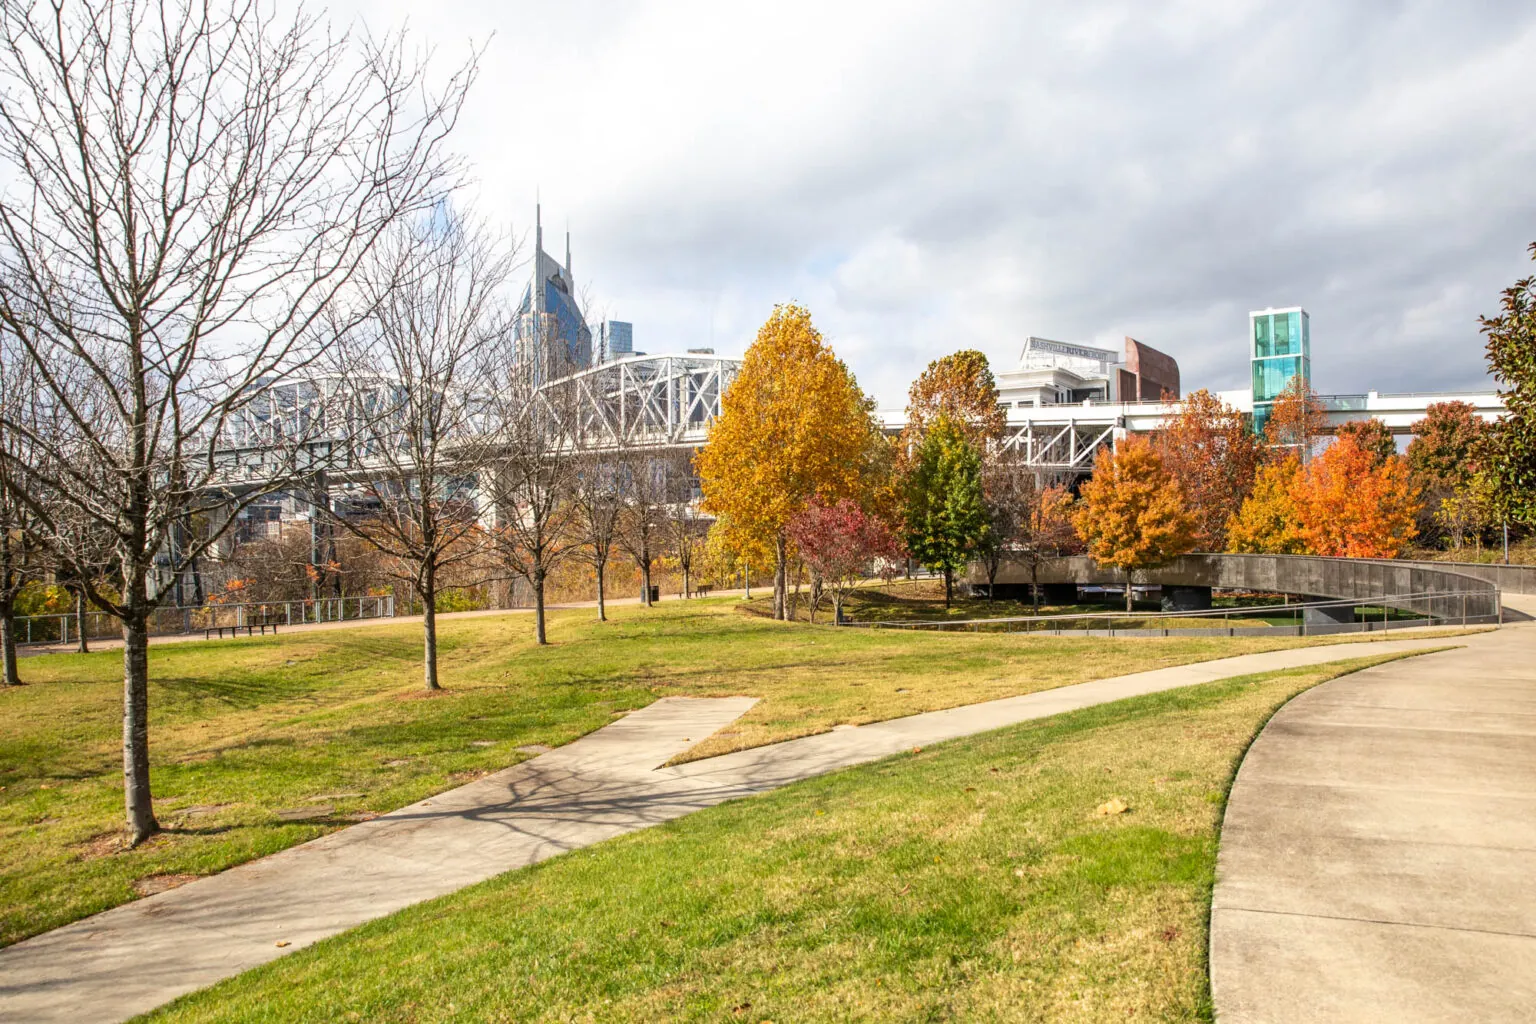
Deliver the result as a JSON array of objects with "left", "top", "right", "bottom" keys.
[
  {"left": 1303, "top": 602, "right": 1355, "bottom": 627},
  {"left": 1160, "top": 586, "right": 1212, "bottom": 612}
]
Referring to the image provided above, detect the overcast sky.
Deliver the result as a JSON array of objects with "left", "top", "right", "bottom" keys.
[{"left": 341, "top": 0, "right": 1536, "bottom": 408}]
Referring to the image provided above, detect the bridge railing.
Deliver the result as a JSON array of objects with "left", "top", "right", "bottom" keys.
[
  {"left": 845, "top": 589, "right": 1499, "bottom": 638},
  {"left": 15, "top": 594, "right": 395, "bottom": 647}
]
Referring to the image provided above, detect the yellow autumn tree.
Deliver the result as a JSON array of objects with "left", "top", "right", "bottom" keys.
[
  {"left": 1226, "top": 456, "right": 1311, "bottom": 555},
  {"left": 695, "top": 304, "right": 878, "bottom": 619},
  {"left": 1072, "top": 435, "right": 1196, "bottom": 612}
]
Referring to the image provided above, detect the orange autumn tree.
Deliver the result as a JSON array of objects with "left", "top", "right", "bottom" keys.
[
  {"left": 1264, "top": 376, "right": 1328, "bottom": 458},
  {"left": 1335, "top": 417, "right": 1397, "bottom": 466},
  {"left": 1226, "top": 456, "right": 1310, "bottom": 554},
  {"left": 1072, "top": 435, "right": 1196, "bottom": 612},
  {"left": 1154, "top": 389, "right": 1262, "bottom": 550},
  {"left": 901, "top": 349, "right": 1007, "bottom": 452},
  {"left": 695, "top": 304, "right": 878, "bottom": 620},
  {"left": 1292, "top": 435, "right": 1421, "bottom": 557}
]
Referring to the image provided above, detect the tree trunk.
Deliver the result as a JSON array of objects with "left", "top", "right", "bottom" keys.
[
  {"left": 1031, "top": 560, "right": 1041, "bottom": 613},
  {"left": 986, "top": 561, "right": 998, "bottom": 603},
  {"left": 682, "top": 562, "right": 691, "bottom": 599},
  {"left": 421, "top": 574, "right": 440, "bottom": 691},
  {"left": 75, "top": 587, "right": 90, "bottom": 654},
  {"left": 595, "top": 557, "right": 607, "bottom": 622},
  {"left": 943, "top": 569, "right": 953, "bottom": 610},
  {"left": 122, "top": 613, "right": 158, "bottom": 846},
  {"left": 1125, "top": 570, "right": 1135, "bottom": 613},
  {"left": 0, "top": 611, "right": 19, "bottom": 685},
  {"left": 774, "top": 533, "right": 787, "bottom": 620},
  {"left": 742, "top": 566, "right": 749, "bottom": 600},
  {"left": 533, "top": 572, "right": 548, "bottom": 644},
  {"left": 640, "top": 559, "right": 652, "bottom": 607}
]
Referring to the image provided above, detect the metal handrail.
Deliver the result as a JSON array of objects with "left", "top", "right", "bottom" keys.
[
  {"left": 844, "top": 589, "right": 1498, "bottom": 636},
  {"left": 14, "top": 593, "right": 396, "bottom": 646}
]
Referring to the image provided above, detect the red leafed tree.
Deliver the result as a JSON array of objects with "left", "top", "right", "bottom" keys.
[{"left": 786, "top": 498, "right": 900, "bottom": 623}]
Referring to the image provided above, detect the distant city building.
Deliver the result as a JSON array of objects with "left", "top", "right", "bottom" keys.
[
  {"left": 995, "top": 336, "right": 1180, "bottom": 408},
  {"left": 1249, "top": 307, "right": 1310, "bottom": 434},
  {"left": 513, "top": 206, "right": 592, "bottom": 382},
  {"left": 601, "top": 320, "right": 633, "bottom": 362}
]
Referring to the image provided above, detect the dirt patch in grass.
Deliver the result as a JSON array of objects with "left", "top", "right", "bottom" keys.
[
  {"left": 132, "top": 873, "right": 200, "bottom": 897},
  {"left": 74, "top": 832, "right": 129, "bottom": 860}
]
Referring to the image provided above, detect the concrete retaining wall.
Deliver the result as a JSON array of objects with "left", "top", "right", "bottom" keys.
[
  {"left": 973, "top": 553, "right": 1503, "bottom": 620},
  {"left": 1402, "top": 559, "right": 1536, "bottom": 595}
]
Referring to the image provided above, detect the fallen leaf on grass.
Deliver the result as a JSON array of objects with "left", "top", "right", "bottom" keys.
[{"left": 1094, "top": 797, "right": 1129, "bottom": 816}]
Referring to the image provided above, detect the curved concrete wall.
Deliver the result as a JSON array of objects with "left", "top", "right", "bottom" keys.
[
  {"left": 1398, "top": 559, "right": 1536, "bottom": 596},
  {"left": 974, "top": 553, "right": 1503, "bottom": 619}
]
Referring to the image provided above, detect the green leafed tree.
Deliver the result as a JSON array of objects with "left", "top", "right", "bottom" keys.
[
  {"left": 1478, "top": 242, "right": 1536, "bottom": 527},
  {"left": 902, "top": 414, "right": 987, "bottom": 609}
]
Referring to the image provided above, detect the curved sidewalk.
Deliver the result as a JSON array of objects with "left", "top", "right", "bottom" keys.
[
  {"left": 0, "top": 632, "right": 1472, "bottom": 1024},
  {"left": 1211, "top": 621, "right": 1536, "bottom": 1022}
]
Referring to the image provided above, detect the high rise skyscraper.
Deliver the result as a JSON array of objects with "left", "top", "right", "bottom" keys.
[
  {"left": 512, "top": 206, "right": 592, "bottom": 382},
  {"left": 1250, "top": 307, "right": 1310, "bottom": 434},
  {"left": 604, "top": 320, "right": 633, "bottom": 361}
]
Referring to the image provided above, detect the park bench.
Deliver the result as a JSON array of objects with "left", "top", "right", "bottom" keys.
[
  {"left": 694, "top": 584, "right": 712, "bottom": 597},
  {"left": 204, "top": 621, "right": 281, "bottom": 640}
]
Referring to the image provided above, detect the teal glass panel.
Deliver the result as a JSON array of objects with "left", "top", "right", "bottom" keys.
[
  {"left": 1253, "top": 315, "right": 1271, "bottom": 358},
  {"left": 1252, "top": 355, "right": 1303, "bottom": 402},
  {"left": 1301, "top": 313, "right": 1310, "bottom": 359}
]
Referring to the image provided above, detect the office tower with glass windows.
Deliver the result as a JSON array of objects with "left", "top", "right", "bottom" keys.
[
  {"left": 512, "top": 205, "right": 593, "bottom": 382},
  {"left": 604, "top": 320, "right": 633, "bottom": 361},
  {"left": 1250, "top": 307, "right": 1310, "bottom": 434}
]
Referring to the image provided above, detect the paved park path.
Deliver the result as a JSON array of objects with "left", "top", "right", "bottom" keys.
[
  {"left": 0, "top": 633, "right": 1490, "bottom": 1023},
  {"left": 1211, "top": 615, "right": 1536, "bottom": 1022}
]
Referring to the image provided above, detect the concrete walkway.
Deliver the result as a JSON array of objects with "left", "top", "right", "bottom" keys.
[
  {"left": 1211, "top": 622, "right": 1536, "bottom": 1022},
  {"left": 0, "top": 634, "right": 1477, "bottom": 1023}
]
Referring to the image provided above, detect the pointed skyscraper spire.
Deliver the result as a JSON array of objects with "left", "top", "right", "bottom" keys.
[
  {"left": 565, "top": 228, "right": 572, "bottom": 279},
  {"left": 535, "top": 198, "right": 543, "bottom": 253}
]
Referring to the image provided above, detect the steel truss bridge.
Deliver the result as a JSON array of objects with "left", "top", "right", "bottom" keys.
[
  {"left": 540, "top": 353, "right": 737, "bottom": 452},
  {"left": 877, "top": 390, "right": 1507, "bottom": 473},
  {"left": 216, "top": 355, "right": 1505, "bottom": 486}
]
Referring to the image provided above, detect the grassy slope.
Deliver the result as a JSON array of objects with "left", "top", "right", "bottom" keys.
[
  {"left": 145, "top": 653, "right": 1420, "bottom": 1023},
  {"left": 0, "top": 597, "right": 1419, "bottom": 946}
]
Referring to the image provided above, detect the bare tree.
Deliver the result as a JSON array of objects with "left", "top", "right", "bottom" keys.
[
  {"left": 0, "top": 0, "right": 474, "bottom": 844},
  {"left": 666, "top": 452, "right": 706, "bottom": 598},
  {"left": 322, "top": 209, "right": 511, "bottom": 690},
  {"left": 977, "top": 452, "right": 1027, "bottom": 604},
  {"left": 619, "top": 451, "right": 670, "bottom": 608},
  {"left": 570, "top": 446, "right": 629, "bottom": 621},
  {"left": 485, "top": 375, "right": 580, "bottom": 645},
  {"left": 0, "top": 344, "right": 43, "bottom": 682}
]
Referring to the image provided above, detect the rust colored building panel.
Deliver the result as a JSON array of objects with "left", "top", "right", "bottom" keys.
[{"left": 1123, "top": 337, "right": 1180, "bottom": 400}]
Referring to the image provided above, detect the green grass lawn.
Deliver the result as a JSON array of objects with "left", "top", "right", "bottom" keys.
[
  {"left": 0, "top": 597, "right": 1443, "bottom": 947},
  {"left": 143, "top": 652, "right": 1421, "bottom": 1023}
]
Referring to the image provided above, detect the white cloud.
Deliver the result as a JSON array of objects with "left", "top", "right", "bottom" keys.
[{"left": 320, "top": 0, "right": 1536, "bottom": 404}]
